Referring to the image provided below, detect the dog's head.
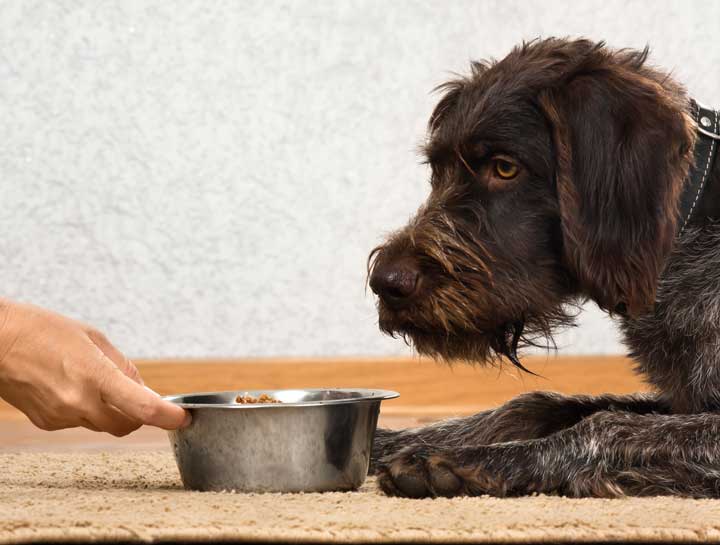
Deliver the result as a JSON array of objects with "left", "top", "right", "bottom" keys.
[{"left": 368, "top": 38, "right": 695, "bottom": 366}]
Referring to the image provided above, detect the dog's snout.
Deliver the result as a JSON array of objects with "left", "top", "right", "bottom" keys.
[{"left": 370, "top": 259, "right": 421, "bottom": 307}]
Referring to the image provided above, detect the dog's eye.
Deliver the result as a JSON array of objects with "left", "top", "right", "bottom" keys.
[{"left": 492, "top": 159, "right": 519, "bottom": 180}]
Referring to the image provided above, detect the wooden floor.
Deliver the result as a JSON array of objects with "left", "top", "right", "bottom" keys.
[{"left": 0, "top": 355, "right": 647, "bottom": 450}]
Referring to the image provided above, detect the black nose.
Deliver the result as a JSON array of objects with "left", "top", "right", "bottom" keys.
[{"left": 370, "top": 259, "right": 421, "bottom": 307}]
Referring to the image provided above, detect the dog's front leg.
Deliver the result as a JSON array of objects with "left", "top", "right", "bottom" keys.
[
  {"left": 377, "top": 411, "right": 720, "bottom": 498},
  {"left": 371, "top": 391, "right": 666, "bottom": 474}
]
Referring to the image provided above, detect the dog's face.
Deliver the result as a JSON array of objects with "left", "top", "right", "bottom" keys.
[
  {"left": 369, "top": 79, "right": 571, "bottom": 365},
  {"left": 369, "top": 38, "right": 695, "bottom": 365}
]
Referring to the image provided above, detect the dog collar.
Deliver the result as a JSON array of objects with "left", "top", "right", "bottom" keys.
[{"left": 677, "top": 100, "right": 719, "bottom": 236}]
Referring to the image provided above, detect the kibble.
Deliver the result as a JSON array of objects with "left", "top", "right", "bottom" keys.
[{"left": 235, "top": 393, "right": 281, "bottom": 404}]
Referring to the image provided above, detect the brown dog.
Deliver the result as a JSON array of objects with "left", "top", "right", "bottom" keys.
[{"left": 368, "top": 38, "right": 720, "bottom": 498}]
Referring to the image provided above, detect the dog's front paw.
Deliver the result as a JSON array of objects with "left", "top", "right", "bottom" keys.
[
  {"left": 376, "top": 444, "right": 498, "bottom": 498},
  {"left": 369, "top": 427, "right": 411, "bottom": 475}
]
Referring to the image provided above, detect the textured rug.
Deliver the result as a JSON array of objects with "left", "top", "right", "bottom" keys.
[{"left": 1, "top": 451, "right": 720, "bottom": 544}]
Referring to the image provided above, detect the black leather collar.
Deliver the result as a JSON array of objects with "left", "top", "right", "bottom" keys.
[{"left": 677, "top": 100, "right": 719, "bottom": 236}]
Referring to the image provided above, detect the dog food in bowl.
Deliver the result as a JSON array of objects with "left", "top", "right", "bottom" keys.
[{"left": 235, "top": 393, "right": 281, "bottom": 404}]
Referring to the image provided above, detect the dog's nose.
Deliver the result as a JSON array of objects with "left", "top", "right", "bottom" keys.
[{"left": 370, "top": 259, "right": 421, "bottom": 307}]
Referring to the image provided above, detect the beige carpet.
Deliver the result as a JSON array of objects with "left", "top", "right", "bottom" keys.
[{"left": 1, "top": 451, "right": 720, "bottom": 543}]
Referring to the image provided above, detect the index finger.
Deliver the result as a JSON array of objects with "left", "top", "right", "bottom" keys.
[
  {"left": 87, "top": 329, "right": 144, "bottom": 385},
  {"left": 99, "top": 367, "right": 191, "bottom": 430}
]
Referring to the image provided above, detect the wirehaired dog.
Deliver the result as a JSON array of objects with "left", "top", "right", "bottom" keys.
[{"left": 368, "top": 38, "right": 720, "bottom": 498}]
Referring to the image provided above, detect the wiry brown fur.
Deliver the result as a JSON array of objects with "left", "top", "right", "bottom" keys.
[
  {"left": 368, "top": 37, "right": 720, "bottom": 498},
  {"left": 534, "top": 45, "right": 694, "bottom": 315},
  {"left": 367, "top": 186, "right": 573, "bottom": 364}
]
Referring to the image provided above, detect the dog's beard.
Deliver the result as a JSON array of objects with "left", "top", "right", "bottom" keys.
[
  {"left": 370, "top": 206, "right": 577, "bottom": 372},
  {"left": 378, "top": 300, "right": 576, "bottom": 373}
]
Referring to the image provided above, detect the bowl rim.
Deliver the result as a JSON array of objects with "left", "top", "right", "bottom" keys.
[{"left": 163, "top": 388, "right": 400, "bottom": 409}]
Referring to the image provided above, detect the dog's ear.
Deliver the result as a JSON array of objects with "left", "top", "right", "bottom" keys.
[{"left": 538, "top": 49, "right": 694, "bottom": 316}]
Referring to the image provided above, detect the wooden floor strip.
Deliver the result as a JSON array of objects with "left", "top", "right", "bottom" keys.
[
  {"left": 0, "top": 356, "right": 649, "bottom": 450},
  {"left": 0, "top": 355, "right": 647, "bottom": 419}
]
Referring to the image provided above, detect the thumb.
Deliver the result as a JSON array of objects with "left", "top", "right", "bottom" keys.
[{"left": 99, "top": 366, "right": 191, "bottom": 430}]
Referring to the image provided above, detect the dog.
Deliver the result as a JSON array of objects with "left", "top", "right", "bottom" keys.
[{"left": 367, "top": 38, "right": 720, "bottom": 499}]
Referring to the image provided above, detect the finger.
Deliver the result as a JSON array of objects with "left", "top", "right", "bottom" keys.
[
  {"left": 85, "top": 404, "right": 142, "bottom": 437},
  {"left": 122, "top": 359, "right": 143, "bottom": 385},
  {"left": 24, "top": 411, "right": 68, "bottom": 432},
  {"left": 18, "top": 392, "right": 79, "bottom": 431},
  {"left": 98, "top": 367, "right": 191, "bottom": 430},
  {"left": 79, "top": 417, "right": 101, "bottom": 433},
  {"left": 87, "top": 329, "right": 144, "bottom": 385}
]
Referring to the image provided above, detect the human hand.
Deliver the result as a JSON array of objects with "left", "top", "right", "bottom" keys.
[{"left": 0, "top": 299, "right": 191, "bottom": 436}]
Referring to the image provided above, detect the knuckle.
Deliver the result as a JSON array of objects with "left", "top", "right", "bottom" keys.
[
  {"left": 126, "top": 363, "right": 142, "bottom": 380},
  {"left": 87, "top": 326, "right": 105, "bottom": 340},
  {"left": 95, "top": 365, "right": 120, "bottom": 391},
  {"left": 138, "top": 402, "right": 160, "bottom": 423},
  {"left": 87, "top": 327, "right": 110, "bottom": 346},
  {"left": 58, "top": 390, "right": 84, "bottom": 410}
]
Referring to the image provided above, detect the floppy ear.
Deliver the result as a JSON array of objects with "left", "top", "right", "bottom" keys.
[{"left": 539, "top": 55, "right": 694, "bottom": 316}]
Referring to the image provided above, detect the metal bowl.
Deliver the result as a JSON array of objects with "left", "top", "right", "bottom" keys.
[{"left": 164, "top": 388, "right": 399, "bottom": 493}]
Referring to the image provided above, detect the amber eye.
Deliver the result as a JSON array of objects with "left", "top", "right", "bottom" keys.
[{"left": 493, "top": 159, "right": 519, "bottom": 180}]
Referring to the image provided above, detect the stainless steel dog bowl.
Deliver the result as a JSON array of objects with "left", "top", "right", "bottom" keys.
[{"left": 165, "top": 388, "right": 399, "bottom": 493}]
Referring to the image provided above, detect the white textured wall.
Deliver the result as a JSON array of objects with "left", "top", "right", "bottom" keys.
[{"left": 1, "top": 1, "right": 719, "bottom": 358}]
